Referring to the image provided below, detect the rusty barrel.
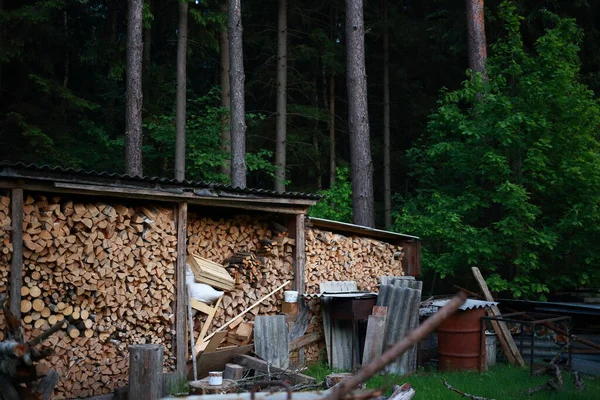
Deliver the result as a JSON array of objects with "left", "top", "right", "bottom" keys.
[{"left": 437, "top": 307, "right": 485, "bottom": 371}]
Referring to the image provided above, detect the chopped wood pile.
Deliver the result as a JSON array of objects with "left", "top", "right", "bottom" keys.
[
  {"left": 1, "top": 194, "right": 177, "bottom": 398},
  {"left": 305, "top": 229, "right": 404, "bottom": 294},
  {"left": 187, "top": 215, "right": 295, "bottom": 341},
  {"left": 0, "top": 295, "right": 62, "bottom": 399},
  {"left": 0, "top": 194, "right": 11, "bottom": 333},
  {"left": 302, "top": 228, "right": 404, "bottom": 363}
]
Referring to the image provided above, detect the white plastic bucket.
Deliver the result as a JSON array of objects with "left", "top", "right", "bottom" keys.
[
  {"left": 485, "top": 332, "right": 497, "bottom": 367},
  {"left": 208, "top": 371, "right": 223, "bottom": 386},
  {"left": 284, "top": 290, "right": 299, "bottom": 302}
]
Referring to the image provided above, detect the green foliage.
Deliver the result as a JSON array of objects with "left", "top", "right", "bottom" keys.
[
  {"left": 394, "top": 1, "right": 600, "bottom": 299},
  {"left": 309, "top": 167, "right": 352, "bottom": 223}
]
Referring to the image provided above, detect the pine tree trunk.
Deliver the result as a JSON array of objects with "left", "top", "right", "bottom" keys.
[
  {"left": 228, "top": 0, "right": 247, "bottom": 188},
  {"left": 345, "top": 0, "right": 375, "bottom": 227},
  {"left": 125, "top": 0, "right": 144, "bottom": 176},
  {"left": 143, "top": 0, "right": 152, "bottom": 65},
  {"left": 328, "top": 76, "right": 336, "bottom": 188},
  {"left": 466, "top": 0, "right": 487, "bottom": 78},
  {"left": 382, "top": 0, "right": 391, "bottom": 229},
  {"left": 175, "top": 0, "right": 188, "bottom": 181},
  {"left": 220, "top": 3, "right": 231, "bottom": 177},
  {"left": 274, "top": 0, "right": 288, "bottom": 192}
]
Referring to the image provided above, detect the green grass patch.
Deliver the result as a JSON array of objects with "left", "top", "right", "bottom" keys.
[{"left": 303, "top": 363, "right": 600, "bottom": 399}]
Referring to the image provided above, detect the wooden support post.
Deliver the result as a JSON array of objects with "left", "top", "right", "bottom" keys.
[
  {"left": 175, "top": 202, "right": 188, "bottom": 375},
  {"left": 10, "top": 188, "right": 23, "bottom": 319},
  {"left": 293, "top": 213, "right": 306, "bottom": 294},
  {"left": 128, "top": 344, "right": 164, "bottom": 400}
]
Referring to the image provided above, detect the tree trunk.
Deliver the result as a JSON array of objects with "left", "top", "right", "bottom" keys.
[
  {"left": 175, "top": 0, "right": 188, "bottom": 181},
  {"left": 274, "top": 0, "right": 288, "bottom": 192},
  {"left": 228, "top": 0, "right": 247, "bottom": 188},
  {"left": 125, "top": 0, "right": 144, "bottom": 176},
  {"left": 382, "top": 0, "right": 391, "bottom": 229},
  {"left": 345, "top": 0, "right": 375, "bottom": 227},
  {"left": 466, "top": 0, "right": 487, "bottom": 78},
  {"left": 220, "top": 3, "right": 231, "bottom": 177},
  {"left": 63, "top": 11, "right": 69, "bottom": 88},
  {"left": 143, "top": 0, "right": 152, "bottom": 65},
  {"left": 328, "top": 76, "right": 336, "bottom": 188}
]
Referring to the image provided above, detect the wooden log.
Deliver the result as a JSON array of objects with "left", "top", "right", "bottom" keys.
[
  {"left": 128, "top": 344, "right": 164, "bottom": 400},
  {"left": 223, "top": 363, "right": 244, "bottom": 380},
  {"left": 288, "top": 332, "right": 323, "bottom": 352}
]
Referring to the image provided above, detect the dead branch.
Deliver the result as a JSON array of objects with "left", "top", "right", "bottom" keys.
[
  {"left": 442, "top": 380, "right": 496, "bottom": 400},
  {"left": 322, "top": 292, "right": 467, "bottom": 400},
  {"left": 574, "top": 371, "right": 584, "bottom": 392},
  {"left": 28, "top": 317, "right": 70, "bottom": 347}
]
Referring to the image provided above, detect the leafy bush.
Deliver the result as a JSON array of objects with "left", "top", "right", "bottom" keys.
[
  {"left": 309, "top": 167, "right": 353, "bottom": 223},
  {"left": 394, "top": 1, "right": 600, "bottom": 299}
]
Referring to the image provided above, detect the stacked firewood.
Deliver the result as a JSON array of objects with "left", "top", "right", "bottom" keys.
[
  {"left": 187, "top": 214, "right": 294, "bottom": 331},
  {"left": 10, "top": 194, "right": 177, "bottom": 398},
  {"left": 0, "top": 194, "right": 11, "bottom": 339},
  {"left": 304, "top": 228, "right": 404, "bottom": 293}
]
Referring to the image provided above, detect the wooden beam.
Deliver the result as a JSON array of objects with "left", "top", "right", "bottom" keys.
[
  {"left": 294, "top": 213, "right": 306, "bottom": 294},
  {"left": 175, "top": 202, "right": 188, "bottom": 375},
  {"left": 288, "top": 331, "right": 323, "bottom": 352},
  {"left": 9, "top": 188, "right": 23, "bottom": 319},
  {"left": 471, "top": 267, "right": 525, "bottom": 367}
]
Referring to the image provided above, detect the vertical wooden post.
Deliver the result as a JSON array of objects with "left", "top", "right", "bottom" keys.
[
  {"left": 9, "top": 188, "right": 23, "bottom": 319},
  {"left": 175, "top": 202, "right": 188, "bottom": 375},
  {"left": 293, "top": 213, "right": 306, "bottom": 294},
  {"left": 128, "top": 344, "right": 164, "bottom": 400}
]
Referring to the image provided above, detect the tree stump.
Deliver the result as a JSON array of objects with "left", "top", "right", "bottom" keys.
[{"left": 128, "top": 344, "right": 164, "bottom": 400}]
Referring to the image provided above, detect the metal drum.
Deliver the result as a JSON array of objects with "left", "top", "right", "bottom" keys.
[{"left": 437, "top": 307, "right": 486, "bottom": 371}]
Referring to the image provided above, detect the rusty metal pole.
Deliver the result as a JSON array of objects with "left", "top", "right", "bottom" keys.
[{"left": 466, "top": 0, "right": 487, "bottom": 79}]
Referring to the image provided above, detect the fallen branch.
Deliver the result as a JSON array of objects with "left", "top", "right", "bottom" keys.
[
  {"left": 442, "top": 380, "right": 495, "bottom": 400},
  {"left": 525, "top": 363, "right": 564, "bottom": 394},
  {"left": 574, "top": 371, "right": 585, "bottom": 392},
  {"left": 322, "top": 292, "right": 467, "bottom": 400},
  {"left": 28, "top": 317, "right": 70, "bottom": 347}
]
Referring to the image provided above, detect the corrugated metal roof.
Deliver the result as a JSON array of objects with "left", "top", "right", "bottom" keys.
[
  {"left": 0, "top": 161, "right": 322, "bottom": 201},
  {"left": 307, "top": 217, "right": 420, "bottom": 241}
]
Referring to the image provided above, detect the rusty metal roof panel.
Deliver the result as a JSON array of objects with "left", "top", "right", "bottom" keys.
[{"left": 0, "top": 161, "right": 322, "bottom": 200}]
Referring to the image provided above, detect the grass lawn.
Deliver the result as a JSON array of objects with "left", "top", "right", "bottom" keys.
[{"left": 304, "top": 363, "right": 600, "bottom": 399}]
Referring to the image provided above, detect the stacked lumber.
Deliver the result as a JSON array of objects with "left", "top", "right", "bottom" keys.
[
  {"left": 187, "top": 214, "right": 294, "bottom": 332},
  {"left": 17, "top": 194, "right": 177, "bottom": 398},
  {"left": 305, "top": 228, "right": 404, "bottom": 293},
  {"left": 224, "top": 321, "right": 254, "bottom": 346},
  {"left": 187, "top": 254, "right": 235, "bottom": 290},
  {"left": 0, "top": 194, "right": 11, "bottom": 341}
]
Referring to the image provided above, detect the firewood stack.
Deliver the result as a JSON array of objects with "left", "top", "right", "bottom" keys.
[
  {"left": 0, "top": 296, "right": 61, "bottom": 399},
  {"left": 302, "top": 228, "right": 404, "bottom": 363},
  {"left": 305, "top": 228, "right": 404, "bottom": 293},
  {"left": 3, "top": 194, "right": 177, "bottom": 398},
  {"left": 187, "top": 214, "right": 294, "bottom": 334},
  {"left": 0, "top": 194, "right": 11, "bottom": 339}
]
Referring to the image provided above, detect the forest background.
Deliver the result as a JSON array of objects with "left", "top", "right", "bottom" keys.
[{"left": 2, "top": 0, "right": 600, "bottom": 299}]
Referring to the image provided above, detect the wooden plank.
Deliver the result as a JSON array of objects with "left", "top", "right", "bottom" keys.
[
  {"left": 294, "top": 213, "right": 306, "bottom": 294},
  {"left": 234, "top": 355, "right": 315, "bottom": 384},
  {"left": 188, "top": 344, "right": 253, "bottom": 381},
  {"left": 9, "top": 188, "right": 23, "bottom": 319},
  {"left": 471, "top": 267, "right": 525, "bottom": 367},
  {"left": 255, "top": 315, "right": 289, "bottom": 369},
  {"left": 288, "top": 331, "right": 323, "bottom": 352},
  {"left": 201, "top": 331, "right": 228, "bottom": 353},
  {"left": 362, "top": 306, "right": 387, "bottom": 365},
  {"left": 175, "top": 202, "right": 188, "bottom": 375},
  {"left": 201, "top": 280, "right": 291, "bottom": 343},
  {"left": 193, "top": 296, "right": 222, "bottom": 353}
]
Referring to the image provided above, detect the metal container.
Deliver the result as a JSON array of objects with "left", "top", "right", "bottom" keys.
[
  {"left": 437, "top": 307, "right": 486, "bottom": 371},
  {"left": 485, "top": 332, "right": 497, "bottom": 367}
]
